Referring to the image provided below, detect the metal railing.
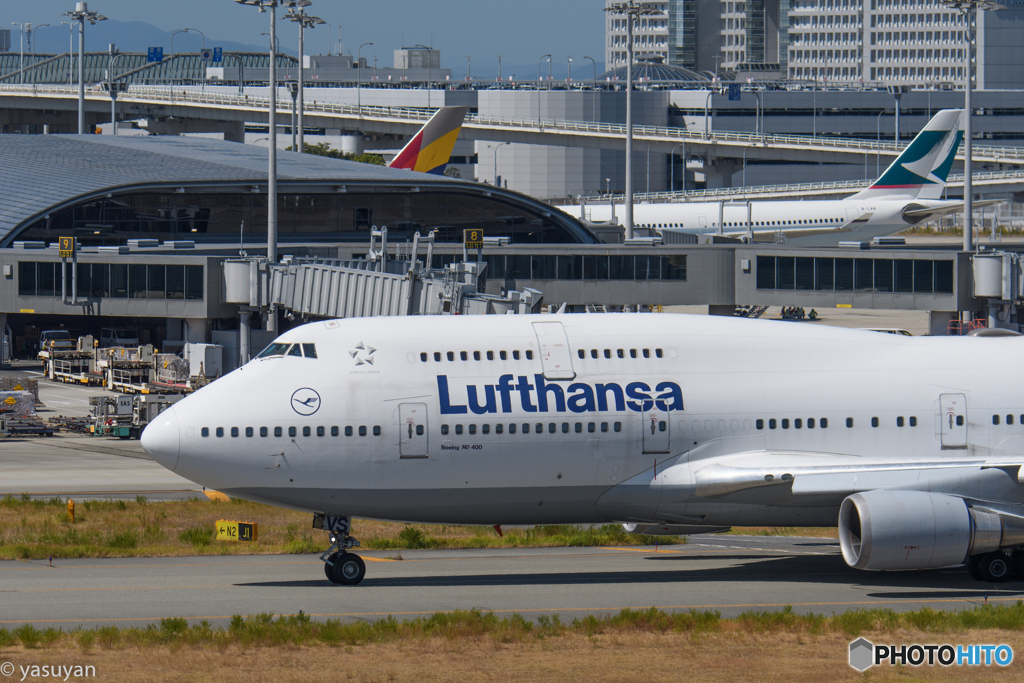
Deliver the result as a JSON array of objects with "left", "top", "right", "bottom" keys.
[{"left": 3, "top": 83, "right": 1024, "bottom": 163}]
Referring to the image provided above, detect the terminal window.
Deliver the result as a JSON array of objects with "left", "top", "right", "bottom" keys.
[
  {"left": 439, "top": 254, "right": 686, "bottom": 282},
  {"left": 756, "top": 256, "right": 952, "bottom": 294},
  {"left": 18, "top": 262, "right": 204, "bottom": 300}
]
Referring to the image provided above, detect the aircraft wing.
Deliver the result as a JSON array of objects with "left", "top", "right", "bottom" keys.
[
  {"left": 688, "top": 451, "right": 1022, "bottom": 498},
  {"left": 903, "top": 200, "right": 1003, "bottom": 221}
]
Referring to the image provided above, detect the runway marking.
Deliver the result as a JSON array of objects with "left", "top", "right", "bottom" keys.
[{"left": 3, "top": 595, "right": 1022, "bottom": 626}]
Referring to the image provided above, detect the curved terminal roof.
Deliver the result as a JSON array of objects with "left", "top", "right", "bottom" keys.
[
  {"left": 0, "top": 134, "right": 595, "bottom": 245},
  {"left": 599, "top": 56, "right": 710, "bottom": 84}
]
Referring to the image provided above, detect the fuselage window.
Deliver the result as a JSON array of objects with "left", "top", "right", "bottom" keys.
[
  {"left": 993, "top": 415, "right": 1000, "bottom": 425},
  {"left": 481, "top": 424, "right": 489, "bottom": 434},
  {"left": 455, "top": 424, "right": 463, "bottom": 435},
  {"left": 495, "top": 424, "right": 503, "bottom": 434},
  {"left": 287, "top": 345, "right": 302, "bottom": 357},
  {"left": 201, "top": 427, "right": 209, "bottom": 437},
  {"left": 769, "top": 419, "right": 777, "bottom": 429},
  {"left": 513, "top": 350, "right": 521, "bottom": 360},
  {"left": 807, "top": 418, "right": 815, "bottom": 429},
  {"left": 275, "top": 426, "right": 283, "bottom": 437},
  {"left": 578, "top": 349, "right": 586, "bottom": 359},
  {"left": 230, "top": 427, "right": 239, "bottom": 437},
  {"left": 416, "top": 425, "right": 424, "bottom": 436},
  {"left": 420, "top": 353, "right": 428, "bottom": 362},
  {"left": 909, "top": 416, "right": 917, "bottom": 427},
  {"left": 821, "top": 418, "right": 828, "bottom": 428},
  {"left": 897, "top": 417, "right": 905, "bottom": 427},
  {"left": 373, "top": 426, "right": 381, "bottom": 436},
  {"left": 630, "top": 349, "right": 638, "bottom": 359},
  {"left": 794, "top": 419, "right": 802, "bottom": 429},
  {"left": 288, "top": 426, "right": 297, "bottom": 437},
  {"left": 302, "top": 344, "right": 317, "bottom": 359},
  {"left": 509, "top": 423, "right": 517, "bottom": 434},
  {"left": 846, "top": 418, "right": 854, "bottom": 428},
  {"left": 434, "top": 352, "right": 442, "bottom": 362},
  {"left": 487, "top": 351, "right": 495, "bottom": 361},
  {"left": 473, "top": 351, "right": 481, "bottom": 361},
  {"left": 216, "top": 427, "right": 224, "bottom": 437},
  {"left": 245, "top": 427, "right": 254, "bottom": 437},
  {"left": 345, "top": 426, "right": 353, "bottom": 436},
  {"left": 617, "top": 349, "right": 625, "bottom": 359},
  {"left": 643, "top": 349, "right": 650, "bottom": 359},
  {"left": 601, "top": 422, "right": 609, "bottom": 432},
  {"left": 522, "top": 423, "right": 530, "bottom": 433},
  {"left": 659, "top": 421, "right": 667, "bottom": 432},
  {"left": 526, "top": 350, "right": 534, "bottom": 360},
  {"left": 500, "top": 351, "right": 508, "bottom": 360},
  {"left": 302, "top": 426, "right": 311, "bottom": 437},
  {"left": 871, "top": 417, "right": 879, "bottom": 427},
  {"left": 614, "top": 422, "right": 622, "bottom": 432},
  {"left": 564, "top": 422, "right": 572, "bottom": 433},
  {"left": 756, "top": 419, "right": 764, "bottom": 430},
  {"left": 957, "top": 416, "right": 964, "bottom": 426},
  {"left": 331, "top": 426, "right": 339, "bottom": 436},
  {"left": 1007, "top": 415, "right": 1014, "bottom": 426},
  {"left": 469, "top": 424, "right": 477, "bottom": 435},
  {"left": 359, "top": 426, "right": 367, "bottom": 436},
  {"left": 604, "top": 349, "right": 611, "bottom": 359},
  {"left": 549, "top": 423, "right": 557, "bottom": 434},
  {"left": 588, "top": 422, "right": 596, "bottom": 433},
  {"left": 260, "top": 426, "right": 268, "bottom": 437},
  {"left": 257, "top": 343, "right": 289, "bottom": 358},
  {"left": 447, "top": 352, "right": 455, "bottom": 361},
  {"left": 317, "top": 426, "right": 325, "bottom": 437},
  {"left": 782, "top": 419, "right": 790, "bottom": 429},
  {"left": 460, "top": 351, "right": 468, "bottom": 361},
  {"left": 441, "top": 424, "right": 449, "bottom": 435}
]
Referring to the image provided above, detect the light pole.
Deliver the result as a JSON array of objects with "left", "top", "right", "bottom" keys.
[
  {"left": 488, "top": 142, "right": 510, "bottom": 187},
  {"left": 538, "top": 54, "right": 551, "bottom": 84},
  {"left": 108, "top": 48, "right": 128, "bottom": 135},
  {"left": 583, "top": 55, "right": 597, "bottom": 82},
  {"left": 357, "top": 41, "right": 372, "bottom": 114},
  {"left": 941, "top": 0, "right": 1003, "bottom": 254},
  {"left": 606, "top": 1, "right": 665, "bottom": 240},
  {"left": 11, "top": 23, "right": 26, "bottom": 85},
  {"left": 63, "top": 2, "right": 108, "bottom": 135},
  {"left": 567, "top": 56, "right": 572, "bottom": 84},
  {"left": 61, "top": 22, "right": 74, "bottom": 86},
  {"left": 876, "top": 108, "right": 885, "bottom": 177},
  {"left": 285, "top": 7, "right": 325, "bottom": 154},
  {"left": 29, "top": 23, "right": 50, "bottom": 86},
  {"left": 171, "top": 28, "right": 205, "bottom": 54}
]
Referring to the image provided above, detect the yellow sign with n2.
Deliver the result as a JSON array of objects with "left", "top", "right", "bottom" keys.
[{"left": 216, "top": 520, "right": 258, "bottom": 542}]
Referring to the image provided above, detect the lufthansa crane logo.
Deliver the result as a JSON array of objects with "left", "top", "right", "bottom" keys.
[
  {"left": 291, "top": 388, "right": 321, "bottom": 416},
  {"left": 349, "top": 341, "right": 376, "bottom": 366}
]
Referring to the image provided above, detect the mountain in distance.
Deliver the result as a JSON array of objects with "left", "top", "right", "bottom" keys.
[{"left": 24, "top": 19, "right": 277, "bottom": 56}]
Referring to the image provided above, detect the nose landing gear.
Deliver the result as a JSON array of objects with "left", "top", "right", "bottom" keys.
[{"left": 314, "top": 514, "right": 366, "bottom": 585}]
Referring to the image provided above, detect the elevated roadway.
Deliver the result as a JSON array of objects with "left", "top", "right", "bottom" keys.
[{"left": 3, "top": 84, "right": 1024, "bottom": 166}]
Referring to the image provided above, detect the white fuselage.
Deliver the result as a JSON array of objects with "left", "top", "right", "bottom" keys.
[
  {"left": 563, "top": 198, "right": 960, "bottom": 246},
  {"left": 142, "top": 314, "right": 1024, "bottom": 528}
]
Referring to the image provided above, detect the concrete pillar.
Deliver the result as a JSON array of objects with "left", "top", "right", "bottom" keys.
[
  {"left": 929, "top": 311, "right": 958, "bottom": 336},
  {"left": 339, "top": 135, "right": 364, "bottom": 155},
  {"left": 183, "top": 318, "right": 208, "bottom": 344},
  {"left": 239, "top": 308, "right": 251, "bottom": 366},
  {"left": 224, "top": 121, "right": 246, "bottom": 144},
  {"left": 704, "top": 160, "right": 739, "bottom": 189},
  {"left": 0, "top": 312, "right": 8, "bottom": 364}
]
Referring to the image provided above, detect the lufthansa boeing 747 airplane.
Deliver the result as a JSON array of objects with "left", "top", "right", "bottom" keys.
[
  {"left": 142, "top": 314, "right": 1024, "bottom": 585},
  {"left": 562, "top": 109, "right": 995, "bottom": 246}
]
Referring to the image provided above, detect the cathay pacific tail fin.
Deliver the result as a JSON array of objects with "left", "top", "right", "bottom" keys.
[
  {"left": 388, "top": 106, "right": 470, "bottom": 175},
  {"left": 849, "top": 109, "right": 963, "bottom": 201}
]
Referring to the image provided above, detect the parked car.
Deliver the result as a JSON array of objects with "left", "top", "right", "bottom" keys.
[{"left": 100, "top": 328, "right": 141, "bottom": 348}]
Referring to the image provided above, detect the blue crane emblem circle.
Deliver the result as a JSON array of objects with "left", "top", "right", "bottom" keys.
[{"left": 291, "top": 388, "right": 321, "bottom": 416}]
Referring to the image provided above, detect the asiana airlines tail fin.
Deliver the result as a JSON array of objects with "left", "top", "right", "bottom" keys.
[{"left": 388, "top": 106, "right": 470, "bottom": 175}]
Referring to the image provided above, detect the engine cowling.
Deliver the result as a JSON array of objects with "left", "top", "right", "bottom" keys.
[{"left": 838, "top": 490, "right": 1024, "bottom": 571}]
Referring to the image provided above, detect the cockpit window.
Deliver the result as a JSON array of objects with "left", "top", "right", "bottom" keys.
[
  {"left": 302, "top": 344, "right": 317, "bottom": 359},
  {"left": 287, "top": 344, "right": 303, "bottom": 357},
  {"left": 257, "top": 343, "right": 290, "bottom": 358}
]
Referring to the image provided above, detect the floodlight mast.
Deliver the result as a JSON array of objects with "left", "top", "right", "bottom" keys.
[
  {"left": 604, "top": 1, "right": 664, "bottom": 241},
  {"left": 285, "top": 8, "right": 325, "bottom": 154},
  {"left": 62, "top": 2, "right": 107, "bottom": 135},
  {"left": 939, "top": 0, "right": 1004, "bottom": 255}
]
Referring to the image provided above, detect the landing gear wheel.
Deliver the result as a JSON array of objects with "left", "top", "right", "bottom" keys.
[
  {"left": 324, "top": 553, "right": 341, "bottom": 583},
  {"left": 979, "top": 552, "right": 1012, "bottom": 583},
  {"left": 967, "top": 554, "right": 984, "bottom": 581},
  {"left": 331, "top": 553, "right": 366, "bottom": 586}
]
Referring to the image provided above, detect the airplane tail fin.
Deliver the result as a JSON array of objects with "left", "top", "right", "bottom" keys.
[
  {"left": 849, "top": 109, "right": 963, "bottom": 201},
  {"left": 388, "top": 106, "right": 469, "bottom": 175}
]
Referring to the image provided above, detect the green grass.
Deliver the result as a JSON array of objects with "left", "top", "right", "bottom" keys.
[{"left": 4, "top": 603, "right": 1024, "bottom": 651}]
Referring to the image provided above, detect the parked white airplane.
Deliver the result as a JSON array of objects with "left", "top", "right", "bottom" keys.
[
  {"left": 142, "top": 314, "right": 1024, "bottom": 585},
  {"left": 563, "top": 109, "right": 993, "bottom": 246}
]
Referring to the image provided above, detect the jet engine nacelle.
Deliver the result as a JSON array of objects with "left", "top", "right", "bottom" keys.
[{"left": 839, "top": 490, "right": 1024, "bottom": 571}]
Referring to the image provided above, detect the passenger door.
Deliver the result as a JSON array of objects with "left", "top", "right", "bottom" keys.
[
  {"left": 940, "top": 393, "right": 968, "bottom": 449},
  {"left": 398, "top": 402, "right": 429, "bottom": 458},
  {"left": 532, "top": 322, "right": 575, "bottom": 380},
  {"left": 641, "top": 407, "right": 670, "bottom": 454}
]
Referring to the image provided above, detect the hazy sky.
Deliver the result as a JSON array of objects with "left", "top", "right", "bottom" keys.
[{"left": 16, "top": 1, "right": 606, "bottom": 77}]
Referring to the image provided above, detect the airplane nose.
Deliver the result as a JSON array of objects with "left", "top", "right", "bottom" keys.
[{"left": 142, "top": 407, "right": 180, "bottom": 471}]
